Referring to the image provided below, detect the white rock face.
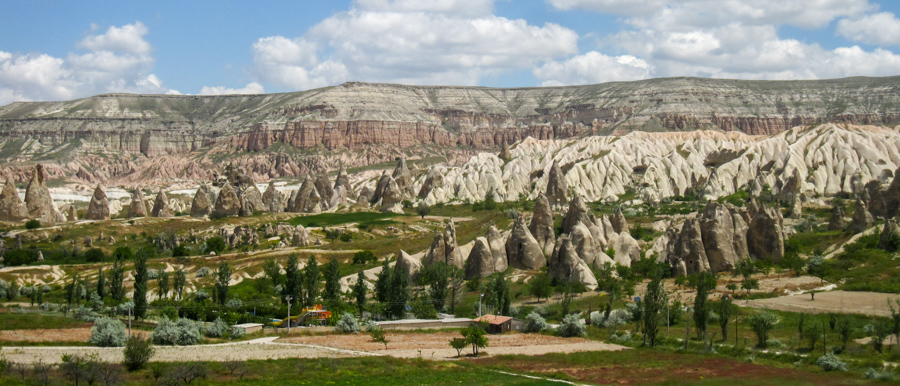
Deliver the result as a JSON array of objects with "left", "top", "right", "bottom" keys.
[{"left": 412, "top": 124, "right": 900, "bottom": 205}]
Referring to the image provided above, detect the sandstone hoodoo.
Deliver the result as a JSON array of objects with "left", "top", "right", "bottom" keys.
[
  {"left": 529, "top": 194, "right": 555, "bottom": 256},
  {"left": 213, "top": 183, "right": 241, "bottom": 218},
  {"left": 190, "top": 185, "right": 213, "bottom": 218},
  {"left": 885, "top": 166, "right": 900, "bottom": 219},
  {"left": 128, "top": 189, "right": 148, "bottom": 218},
  {"left": 851, "top": 198, "right": 875, "bottom": 233},
  {"left": 85, "top": 184, "right": 110, "bottom": 221},
  {"left": 66, "top": 205, "right": 78, "bottom": 222},
  {"left": 506, "top": 213, "right": 546, "bottom": 270},
  {"left": 879, "top": 219, "right": 900, "bottom": 250},
  {"left": 395, "top": 250, "right": 422, "bottom": 282},
  {"left": 464, "top": 227, "right": 508, "bottom": 280},
  {"left": 262, "top": 181, "right": 284, "bottom": 213},
  {"left": 151, "top": 191, "right": 174, "bottom": 218},
  {"left": 545, "top": 160, "right": 568, "bottom": 208},
  {"left": 23, "top": 164, "right": 66, "bottom": 224},
  {"left": 549, "top": 235, "right": 598, "bottom": 290},
  {"left": 314, "top": 172, "right": 334, "bottom": 209},
  {"left": 747, "top": 204, "right": 785, "bottom": 262},
  {"left": 334, "top": 165, "right": 354, "bottom": 199},
  {"left": 828, "top": 204, "right": 846, "bottom": 231},
  {"left": 424, "top": 220, "right": 465, "bottom": 269},
  {"left": 0, "top": 178, "right": 27, "bottom": 221},
  {"left": 392, "top": 158, "right": 414, "bottom": 197}
]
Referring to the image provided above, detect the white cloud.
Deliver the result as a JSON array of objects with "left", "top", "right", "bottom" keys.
[
  {"left": 252, "top": 7, "right": 579, "bottom": 90},
  {"left": 199, "top": 82, "right": 265, "bottom": 95},
  {"left": 357, "top": 0, "right": 494, "bottom": 17},
  {"left": 547, "top": 0, "right": 665, "bottom": 15},
  {"left": 837, "top": 12, "right": 900, "bottom": 47},
  {"left": 0, "top": 22, "right": 173, "bottom": 105},
  {"left": 534, "top": 51, "right": 651, "bottom": 86}
]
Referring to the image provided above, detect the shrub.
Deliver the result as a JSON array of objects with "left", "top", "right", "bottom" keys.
[
  {"left": 84, "top": 248, "right": 106, "bottom": 263},
  {"left": 2, "top": 249, "right": 37, "bottom": 266},
  {"left": 364, "top": 320, "right": 381, "bottom": 332},
  {"left": 25, "top": 219, "right": 40, "bottom": 229},
  {"left": 90, "top": 317, "right": 127, "bottom": 347},
  {"left": 226, "top": 298, "right": 243, "bottom": 310},
  {"left": 231, "top": 326, "right": 246, "bottom": 339},
  {"left": 591, "top": 309, "right": 632, "bottom": 328},
  {"left": 123, "top": 335, "right": 155, "bottom": 371},
  {"left": 153, "top": 317, "right": 202, "bottom": 345},
  {"left": 765, "top": 338, "right": 786, "bottom": 348},
  {"left": 748, "top": 311, "right": 778, "bottom": 348},
  {"left": 334, "top": 313, "right": 360, "bottom": 334},
  {"left": 865, "top": 368, "right": 896, "bottom": 381},
  {"left": 556, "top": 313, "right": 587, "bottom": 337},
  {"left": 195, "top": 267, "right": 212, "bottom": 277},
  {"left": 205, "top": 317, "right": 228, "bottom": 338},
  {"left": 172, "top": 245, "right": 190, "bottom": 258},
  {"left": 816, "top": 352, "right": 848, "bottom": 372},
  {"left": 205, "top": 237, "right": 226, "bottom": 254},
  {"left": 524, "top": 311, "right": 551, "bottom": 333},
  {"left": 352, "top": 250, "right": 377, "bottom": 265}
]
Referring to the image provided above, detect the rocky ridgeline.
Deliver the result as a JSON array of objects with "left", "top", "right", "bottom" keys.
[{"left": 414, "top": 124, "right": 900, "bottom": 205}]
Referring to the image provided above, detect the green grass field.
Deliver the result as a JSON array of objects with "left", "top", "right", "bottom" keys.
[{"left": 0, "top": 312, "right": 90, "bottom": 330}]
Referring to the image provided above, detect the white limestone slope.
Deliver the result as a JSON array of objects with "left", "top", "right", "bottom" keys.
[{"left": 415, "top": 124, "right": 900, "bottom": 204}]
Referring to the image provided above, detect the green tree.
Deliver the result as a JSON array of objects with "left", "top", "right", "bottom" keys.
[
  {"left": 741, "top": 278, "right": 759, "bottom": 294},
  {"left": 303, "top": 255, "right": 320, "bottom": 306},
  {"left": 422, "top": 262, "right": 449, "bottom": 312},
  {"left": 487, "top": 272, "right": 511, "bottom": 316},
  {"left": 715, "top": 295, "right": 734, "bottom": 341},
  {"left": 462, "top": 323, "right": 489, "bottom": 355},
  {"left": 691, "top": 271, "right": 716, "bottom": 340},
  {"left": 113, "top": 246, "right": 133, "bottom": 261},
  {"left": 205, "top": 237, "right": 226, "bottom": 254},
  {"left": 483, "top": 191, "right": 497, "bottom": 210},
  {"left": 323, "top": 258, "right": 341, "bottom": 302},
  {"left": 749, "top": 311, "right": 779, "bottom": 348},
  {"left": 528, "top": 272, "right": 553, "bottom": 302},
  {"left": 85, "top": 248, "right": 106, "bottom": 263},
  {"left": 375, "top": 260, "right": 391, "bottom": 303},
  {"left": 173, "top": 269, "right": 186, "bottom": 301},
  {"left": 284, "top": 254, "right": 303, "bottom": 307},
  {"left": 836, "top": 316, "right": 853, "bottom": 350},
  {"left": 354, "top": 270, "right": 367, "bottom": 315},
  {"left": 388, "top": 267, "right": 409, "bottom": 319},
  {"left": 352, "top": 250, "right": 376, "bottom": 265},
  {"left": 642, "top": 264, "right": 667, "bottom": 347},
  {"left": 96, "top": 268, "right": 106, "bottom": 299},
  {"left": 806, "top": 320, "right": 823, "bottom": 350},
  {"left": 109, "top": 257, "right": 126, "bottom": 302},
  {"left": 416, "top": 203, "right": 431, "bottom": 219},
  {"left": 262, "top": 257, "right": 281, "bottom": 288},
  {"left": 157, "top": 270, "right": 169, "bottom": 300},
  {"left": 214, "top": 261, "right": 231, "bottom": 306},
  {"left": 123, "top": 335, "right": 155, "bottom": 372},
  {"left": 450, "top": 337, "right": 467, "bottom": 357},
  {"left": 133, "top": 247, "right": 149, "bottom": 319}
]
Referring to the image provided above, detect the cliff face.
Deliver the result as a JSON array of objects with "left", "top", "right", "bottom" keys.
[{"left": 1, "top": 76, "right": 900, "bottom": 184}]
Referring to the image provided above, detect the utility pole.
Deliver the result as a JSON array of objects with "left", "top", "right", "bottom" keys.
[
  {"left": 128, "top": 306, "right": 132, "bottom": 337},
  {"left": 478, "top": 294, "right": 484, "bottom": 316},
  {"left": 285, "top": 296, "right": 292, "bottom": 335}
]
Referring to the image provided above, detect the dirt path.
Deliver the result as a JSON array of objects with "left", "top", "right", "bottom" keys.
[
  {"left": 277, "top": 332, "right": 628, "bottom": 360},
  {"left": 740, "top": 290, "right": 900, "bottom": 317}
]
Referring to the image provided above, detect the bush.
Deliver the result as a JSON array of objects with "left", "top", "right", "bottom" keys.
[
  {"left": 748, "top": 311, "right": 778, "bottom": 348},
  {"left": 816, "top": 352, "right": 848, "bottom": 371},
  {"left": 364, "top": 320, "right": 381, "bottom": 332},
  {"left": 352, "top": 250, "right": 377, "bottom": 265},
  {"left": 591, "top": 309, "right": 632, "bottom": 328},
  {"left": 195, "top": 267, "right": 212, "bottom": 277},
  {"left": 90, "top": 317, "right": 127, "bottom": 347},
  {"left": 231, "top": 326, "right": 246, "bottom": 339},
  {"left": 205, "top": 237, "right": 226, "bottom": 254},
  {"left": 123, "top": 335, "right": 155, "bottom": 371},
  {"left": 556, "top": 313, "right": 587, "bottom": 337},
  {"left": 2, "top": 249, "right": 37, "bottom": 266},
  {"left": 865, "top": 368, "right": 896, "bottom": 381},
  {"left": 84, "top": 248, "right": 106, "bottom": 263},
  {"left": 25, "top": 219, "right": 40, "bottom": 229},
  {"left": 153, "top": 317, "right": 202, "bottom": 345},
  {"left": 334, "top": 313, "right": 360, "bottom": 334},
  {"left": 524, "top": 311, "right": 551, "bottom": 333},
  {"left": 172, "top": 245, "right": 190, "bottom": 258},
  {"left": 205, "top": 317, "right": 228, "bottom": 338}
]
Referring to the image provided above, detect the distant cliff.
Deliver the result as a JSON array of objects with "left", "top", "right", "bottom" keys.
[{"left": 1, "top": 76, "right": 900, "bottom": 185}]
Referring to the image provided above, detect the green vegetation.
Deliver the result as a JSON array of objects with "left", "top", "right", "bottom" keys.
[
  {"left": 823, "top": 233, "right": 900, "bottom": 293},
  {"left": 24, "top": 219, "right": 41, "bottom": 229},
  {"left": 289, "top": 211, "right": 400, "bottom": 227},
  {"left": 0, "top": 312, "right": 89, "bottom": 330}
]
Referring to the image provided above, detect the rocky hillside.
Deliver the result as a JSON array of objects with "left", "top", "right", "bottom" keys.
[{"left": 2, "top": 76, "right": 900, "bottom": 185}]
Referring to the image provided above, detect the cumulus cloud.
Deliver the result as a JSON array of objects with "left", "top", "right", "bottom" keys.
[
  {"left": 199, "top": 82, "right": 265, "bottom": 95},
  {"left": 837, "top": 12, "right": 900, "bottom": 47},
  {"left": 251, "top": 4, "right": 578, "bottom": 90},
  {"left": 534, "top": 52, "right": 651, "bottom": 86},
  {"left": 0, "top": 22, "right": 174, "bottom": 105}
]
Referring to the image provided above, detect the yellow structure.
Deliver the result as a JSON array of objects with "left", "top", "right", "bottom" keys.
[{"left": 272, "top": 304, "right": 332, "bottom": 327}]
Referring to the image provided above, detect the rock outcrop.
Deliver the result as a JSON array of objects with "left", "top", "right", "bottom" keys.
[
  {"left": 395, "top": 250, "right": 422, "bottom": 282},
  {"left": 424, "top": 221, "right": 465, "bottom": 268},
  {"left": 828, "top": 204, "right": 846, "bottom": 231},
  {"left": 850, "top": 198, "right": 874, "bottom": 233},
  {"left": 885, "top": 166, "right": 900, "bottom": 219},
  {"left": 465, "top": 237, "right": 499, "bottom": 279},
  {"left": 213, "top": 183, "right": 240, "bottom": 218},
  {"left": 0, "top": 178, "right": 27, "bottom": 221},
  {"left": 314, "top": 172, "right": 334, "bottom": 209},
  {"left": 747, "top": 204, "right": 785, "bottom": 262},
  {"left": 333, "top": 165, "right": 355, "bottom": 199},
  {"left": 190, "top": 185, "right": 213, "bottom": 217},
  {"left": 85, "top": 185, "right": 110, "bottom": 220},
  {"left": 549, "top": 235, "right": 598, "bottom": 290},
  {"left": 262, "top": 181, "right": 284, "bottom": 214},
  {"left": 699, "top": 202, "right": 743, "bottom": 272},
  {"left": 290, "top": 176, "right": 322, "bottom": 213},
  {"left": 151, "top": 191, "right": 174, "bottom": 218},
  {"left": 379, "top": 177, "right": 404, "bottom": 214},
  {"left": 128, "top": 190, "right": 148, "bottom": 218},
  {"left": 529, "top": 194, "right": 555, "bottom": 256},
  {"left": 66, "top": 205, "right": 78, "bottom": 222},
  {"left": 545, "top": 161, "right": 568, "bottom": 208},
  {"left": 610, "top": 207, "right": 628, "bottom": 234},
  {"left": 505, "top": 213, "right": 546, "bottom": 270},
  {"left": 23, "top": 164, "right": 65, "bottom": 224},
  {"left": 392, "top": 158, "right": 414, "bottom": 197},
  {"left": 486, "top": 225, "right": 507, "bottom": 265}
]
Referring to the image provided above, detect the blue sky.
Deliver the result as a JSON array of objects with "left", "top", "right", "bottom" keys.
[{"left": 3, "top": 0, "right": 900, "bottom": 104}]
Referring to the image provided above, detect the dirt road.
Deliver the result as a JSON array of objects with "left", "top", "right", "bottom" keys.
[{"left": 740, "top": 290, "right": 900, "bottom": 317}]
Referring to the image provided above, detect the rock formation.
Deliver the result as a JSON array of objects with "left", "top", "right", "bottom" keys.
[
  {"left": 379, "top": 177, "right": 404, "bottom": 214},
  {"left": 66, "top": 205, "right": 78, "bottom": 222},
  {"left": 878, "top": 219, "right": 900, "bottom": 250},
  {"left": 828, "top": 204, "right": 846, "bottom": 231},
  {"left": 128, "top": 190, "right": 148, "bottom": 218},
  {"left": 314, "top": 172, "right": 334, "bottom": 209},
  {"left": 395, "top": 250, "right": 422, "bottom": 282},
  {"left": 417, "top": 167, "right": 443, "bottom": 199},
  {"left": 465, "top": 238, "right": 500, "bottom": 279},
  {"left": 334, "top": 165, "right": 354, "bottom": 198},
  {"left": 262, "top": 181, "right": 284, "bottom": 214},
  {"left": 886, "top": 166, "right": 900, "bottom": 219},
  {"left": 424, "top": 221, "right": 465, "bottom": 268},
  {"left": 190, "top": 185, "right": 213, "bottom": 217},
  {"left": 0, "top": 178, "right": 27, "bottom": 221},
  {"left": 499, "top": 140, "right": 511, "bottom": 161},
  {"left": 747, "top": 204, "right": 785, "bottom": 262},
  {"left": 610, "top": 207, "right": 628, "bottom": 234},
  {"left": 865, "top": 180, "right": 887, "bottom": 219},
  {"left": 213, "top": 183, "right": 240, "bottom": 217},
  {"left": 486, "top": 225, "right": 507, "bottom": 265},
  {"left": 392, "top": 158, "right": 414, "bottom": 197},
  {"left": 699, "top": 202, "right": 742, "bottom": 272},
  {"left": 151, "top": 191, "right": 174, "bottom": 218},
  {"left": 23, "top": 164, "right": 65, "bottom": 224},
  {"left": 505, "top": 213, "right": 546, "bottom": 270},
  {"left": 545, "top": 161, "right": 568, "bottom": 208},
  {"left": 290, "top": 176, "right": 322, "bottom": 213},
  {"left": 549, "top": 235, "right": 598, "bottom": 290},
  {"left": 850, "top": 198, "right": 874, "bottom": 233},
  {"left": 529, "top": 194, "right": 555, "bottom": 256},
  {"left": 666, "top": 219, "right": 708, "bottom": 275},
  {"left": 85, "top": 184, "right": 110, "bottom": 220}
]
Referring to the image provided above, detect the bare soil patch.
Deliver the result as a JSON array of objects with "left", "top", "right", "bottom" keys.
[
  {"left": 0, "top": 328, "right": 91, "bottom": 343},
  {"left": 278, "top": 332, "right": 627, "bottom": 359},
  {"left": 740, "top": 290, "right": 899, "bottom": 317}
]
